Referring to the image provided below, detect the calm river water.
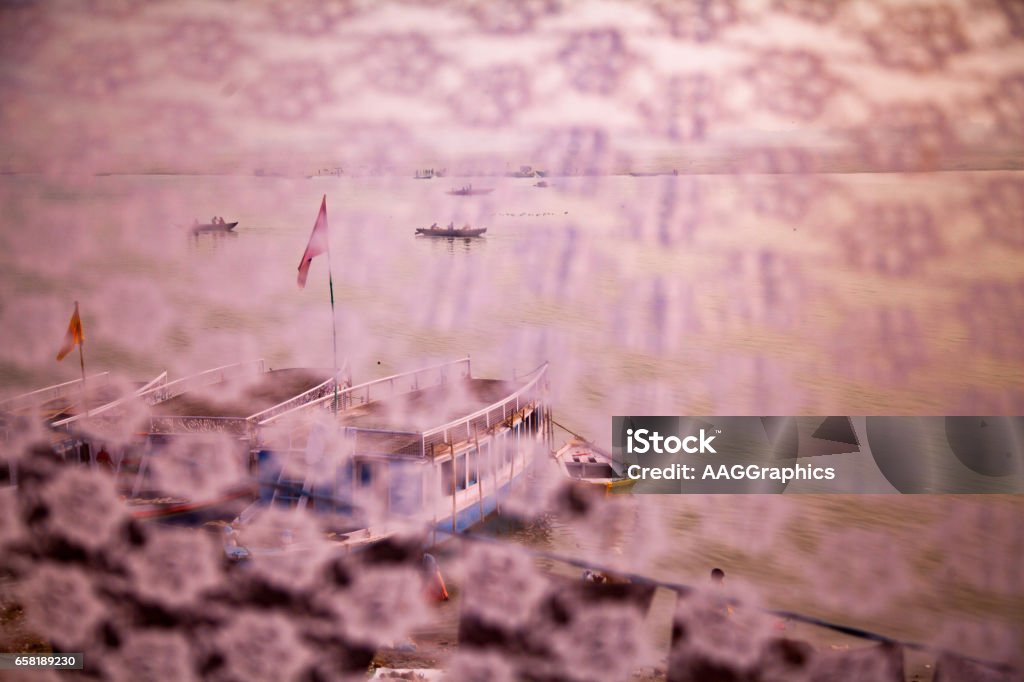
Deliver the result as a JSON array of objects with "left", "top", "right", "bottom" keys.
[{"left": 0, "top": 171, "right": 1022, "bottom": 663}]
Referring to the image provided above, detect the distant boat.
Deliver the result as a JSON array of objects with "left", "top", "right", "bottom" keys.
[
  {"left": 508, "top": 165, "right": 537, "bottom": 178},
  {"left": 534, "top": 181, "right": 548, "bottom": 188},
  {"left": 552, "top": 438, "right": 635, "bottom": 492},
  {"left": 416, "top": 225, "right": 487, "bottom": 237},
  {"left": 191, "top": 221, "right": 237, "bottom": 234},
  {"left": 447, "top": 185, "right": 494, "bottom": 196}
]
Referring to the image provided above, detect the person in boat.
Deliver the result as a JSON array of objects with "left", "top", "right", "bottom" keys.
[
  {"left": 462, "top": 223, "right": 471, "bottom": 231},
  {"left": 429, "top": 222, "right": 439, "bottom": 230},
  {"left": 448, "top": 221, "right": 455, "bottom": 230}
]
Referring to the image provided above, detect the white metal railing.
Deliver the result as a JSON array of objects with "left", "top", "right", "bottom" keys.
[
  {"left": 50, "top": 371, "right": 169, "bottom": 429},
  {"left": 0, "top": 373, "right": 112, "bottom": 413},
  {"left": 420, "top": 362, "right": 548, "bottom": 455},
  {"left": 261, "top": 357, "right": 472, "bottom": 426},
  {"left": 134, "top": 359, "right": 266, "bottom": 406},
  {"left": 248, "top": 362, "right": 351, "bottom": 425},
  {"left": 345, "top": 426, "right": 428, "bottom": 459}
]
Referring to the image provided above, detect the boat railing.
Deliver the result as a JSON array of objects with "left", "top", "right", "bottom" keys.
[
  {"left": 50, "top": 371, "right": 169, "bottom": 430},
  {"left": 249, "top": 362, "right": 351, "bottom": 426},
  {"left": 420, "top": 362, "right": 548, "bottom": 456},
  {"left": 134, "top": 359, "right": 266, "bottom": 405},
  {"left": 262, "top": 357, "right": 472, "bottom": 425},
  {"left": 0, "top": 372, "right": 112, "bottom": 413}
]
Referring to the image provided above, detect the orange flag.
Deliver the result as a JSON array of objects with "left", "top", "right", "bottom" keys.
[
  {"left": 56, "top": 302, "right": 84, "bottom": 362},
  {"left": 297, "top": 195, "right": 329, "bottom": 288}
]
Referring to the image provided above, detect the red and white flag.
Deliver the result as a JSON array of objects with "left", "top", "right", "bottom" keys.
[{"left": 297, "top": 195, "right": 329, "bottom": 288}]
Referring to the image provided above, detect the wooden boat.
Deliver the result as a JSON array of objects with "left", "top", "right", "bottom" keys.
[
  {"left": 0, "top": 371, "right": 168, "bottom": 428},
  {"left": 415, "top": 225, "right": 487, "bottom": 237},
  {"left": 447, "top": 186, "right": 494, "bottom": 196},
  {"left": 32, "top": 361, "right": 350, "bottom": 524},
  {"left": 191, "top": 221, "right": 237, "bottom": 234},
  {"left": 553, "top": 438, "right": 635, "bottom": 492},
  {"left": 228, "top": 358, "right": 552, "bottom": 555}
]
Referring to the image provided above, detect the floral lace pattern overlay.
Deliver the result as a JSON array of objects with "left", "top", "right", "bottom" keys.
[{"left": 0, "top": 0, "right": 1021, "bottom": 415}]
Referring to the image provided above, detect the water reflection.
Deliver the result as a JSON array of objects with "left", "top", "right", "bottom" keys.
[
  {"left": 416, "top": 234, "right": 487, "bottom": 255},
  {"left": 188, "top": 230, "right": 239, "bottom": 254}
]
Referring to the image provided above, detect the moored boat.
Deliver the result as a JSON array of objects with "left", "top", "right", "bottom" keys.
[
  {"left": 24, "top": 361, "right": 349, "bottom": 524},
  {"left": 0, "top": 371, "right": 169, "bottom": 428},
  {"left": 228, "top": 358, "right": 552, "bottom": 554},
  {"left": 553, "top": 438, "right": 635, "bottom": 492}
]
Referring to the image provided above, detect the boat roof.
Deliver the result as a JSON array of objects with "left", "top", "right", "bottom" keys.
[
  {"left": 150, "top": 368, "right": 331, "bottom": 419},
  {"left": 1, "top": 372, "right": 166, "bottom": 425},
  {"left": 261, "top": 359, "right": 548, "bottom": 459},
  {"left": 336, "top": 378, "right": 519, "bottom": 432}
]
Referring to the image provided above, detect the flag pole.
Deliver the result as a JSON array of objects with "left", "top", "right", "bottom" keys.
[
  {"left": 323, "top": 200, "right": 340, "bottom": 413},
  {"left": 76, "top": 301, "right": 88, "bottom": 417},
  {"left": 327, "top": 268, "right": 339, "bottom": 413}
]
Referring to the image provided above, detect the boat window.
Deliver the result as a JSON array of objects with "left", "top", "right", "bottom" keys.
[
  {"left": 480, "top": 442, "right": 491, "bottom": 476},
  {"left": 467, "top": 450, "right": 479, "bottom": 486},
  {"left": 440, "top": 459, "right": 454, "bottom": 495},
  {"left": 356, "top": 461, "right": 374, "bottom": 487},
  {"left": 455, "top": 454, "right": 467, "bottom": 491}
]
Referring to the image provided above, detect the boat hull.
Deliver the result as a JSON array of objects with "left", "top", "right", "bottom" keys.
[
  {"left": 416, "top": 227, "right": 487, "bottom": 237},
  {"left": 191, "top": 221, "right": 238, "bottom": 234},
  {"left": 554, "top": 439, "right": 635, "bottom": 492},
  {"left": 129, "top": 485, "right": 256, "bottom": 525}
]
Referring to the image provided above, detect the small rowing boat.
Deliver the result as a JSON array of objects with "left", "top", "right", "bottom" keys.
[
  {"left": 416, "top": 225, "right": 487, "bottom": 238},
  {"left": 191, "top": 221, "right": 237, "bottom": 234},
  {"left": 553, "top": 438, "right": 635, "bottom": 492}
]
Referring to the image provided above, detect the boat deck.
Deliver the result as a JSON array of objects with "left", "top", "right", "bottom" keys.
[
  {"left": 151, "top": 368, "right": 330, "bottom": 418},
  {"left": 337, "top": 378, "right": 518, "bottom": 433},
  {"left": 7, "top": 383, "right": 140, "bottom": 422}
]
